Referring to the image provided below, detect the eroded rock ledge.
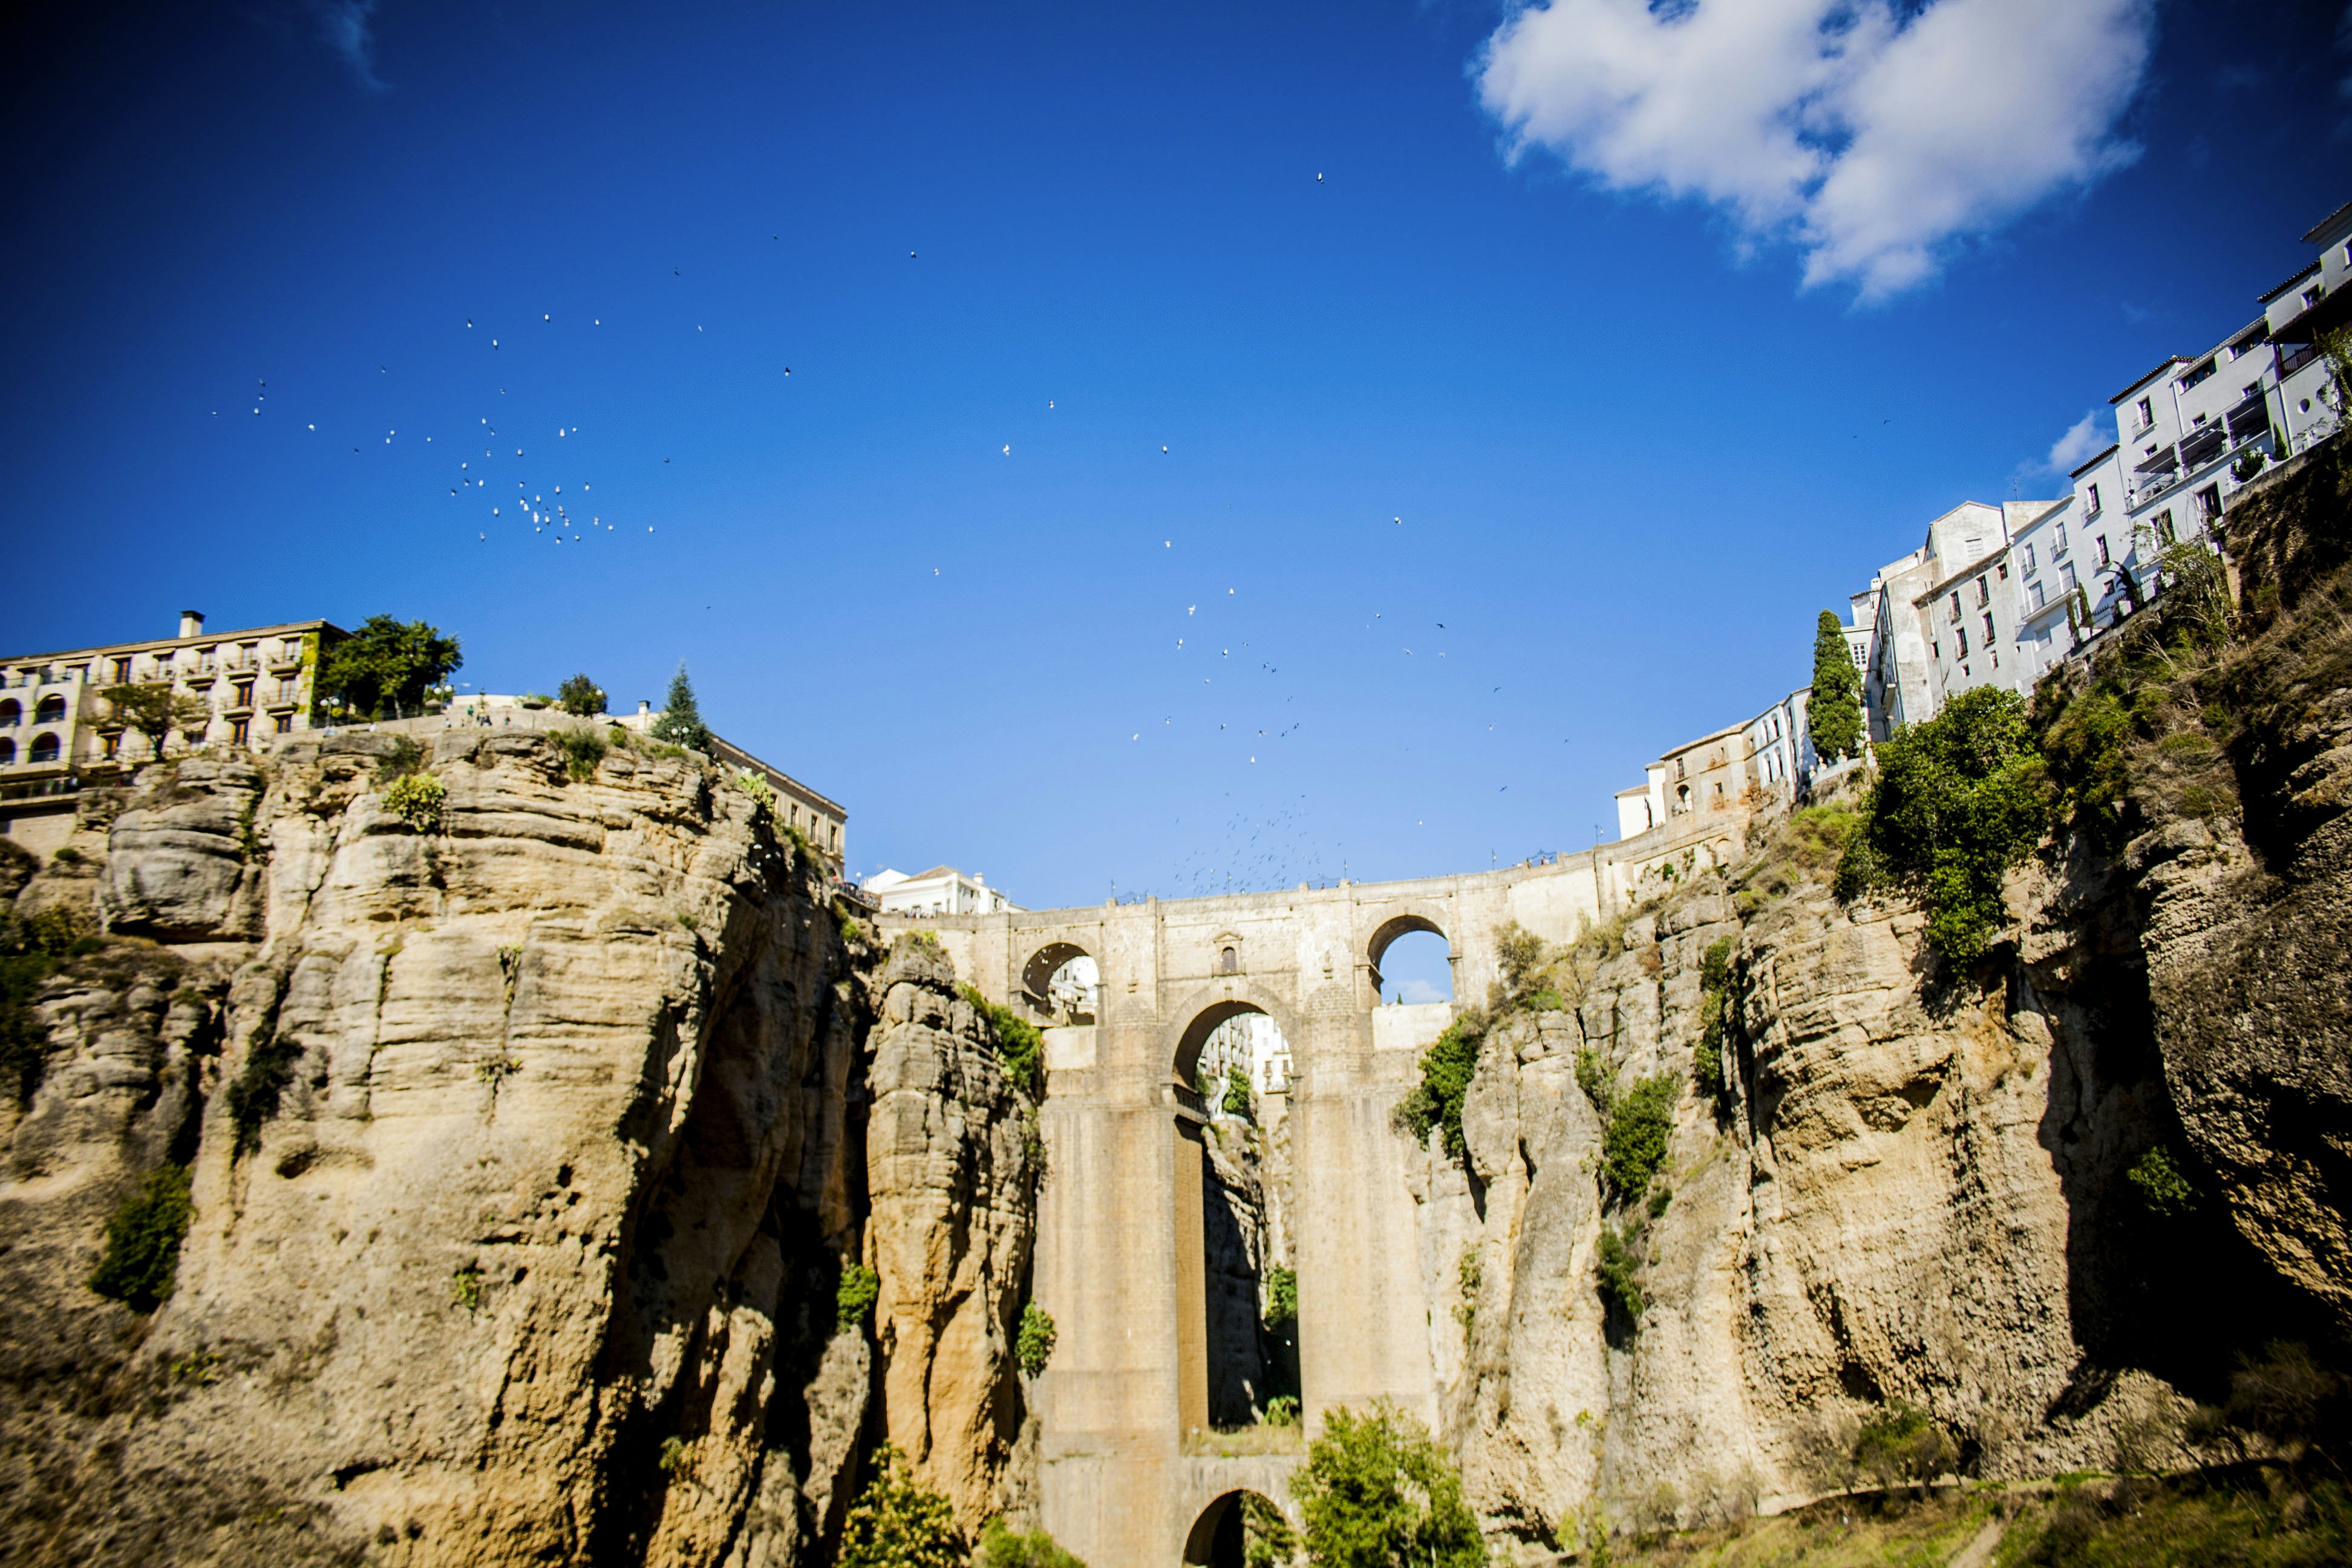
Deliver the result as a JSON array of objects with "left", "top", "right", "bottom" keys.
[{"left": 0, "top": 729, "right": 1037, "bottom": 1567}]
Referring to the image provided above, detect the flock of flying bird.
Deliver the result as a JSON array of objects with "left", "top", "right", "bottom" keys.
[{"left": 215, "top": 172, "right": 1550, "bottom": 906}]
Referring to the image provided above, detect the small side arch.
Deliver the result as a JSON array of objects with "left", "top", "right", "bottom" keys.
[
  {"left": 1020, "top": 940, "right": 1096, "bottom": 1024},
  {"left": 1182, "top": 1488, "right": 1298, "bottom": 1568},
  {"left": 1366, "top": 912, "right": 1449, "bottom": 998}
]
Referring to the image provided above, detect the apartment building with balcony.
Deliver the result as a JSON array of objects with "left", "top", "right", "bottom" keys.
[{"left": 0, "top": 612, "right": 346, "bottom": 855}]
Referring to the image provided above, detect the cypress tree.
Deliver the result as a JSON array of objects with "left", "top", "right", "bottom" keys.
[
  {"left": 1808, "top": 610, "right": 1863, "bottom": 762},
  {"left": 649, "top": 662, "right": 710, "bottom": 752}
]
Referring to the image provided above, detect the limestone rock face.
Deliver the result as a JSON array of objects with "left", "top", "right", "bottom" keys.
[
  {"left": 864, "top": 937, "right": 1039, "bottom": 1524},
  {"left": 1415, "top": 863, "right": 2212, "bottom": 1546},
  {"left": 0, "top": 731, "right": 1036, "bottom": 1567}
]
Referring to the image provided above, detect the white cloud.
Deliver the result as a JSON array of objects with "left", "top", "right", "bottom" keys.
[
  {"left": 1476, "top": 0, "right": 2155, "bottom": 300},
  {"left": 1396, "top": 979, "right": 1447, "bottom": 1005},
  {"left": 310, "top": 0, "right": 387, "bottom": 91},
  {"left": 2045, "top": 411, "right": 2106, "bottom": 474}
]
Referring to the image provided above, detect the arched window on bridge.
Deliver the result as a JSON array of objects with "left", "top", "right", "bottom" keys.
[
  {"left": 1019, "top": 941, "right": 1097, "bottom": 1026},
  {"left": 1368, "top": 915, "right": 1452, "bottom": 1006},
  {"left": 1219, "top": 944, "right": 1237, "bottom": 975}
]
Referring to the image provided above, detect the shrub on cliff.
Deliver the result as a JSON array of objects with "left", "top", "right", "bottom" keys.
[
  {"left": 979, "top": 1516, "right": 1087, "bottom": 1568},
  {"left": 840, "top": 1443, "right": 962, "bottom": 1568},
  {"left": 1602, "top": 1073, "right": 1677, "bottom": 1199},
  {"left": 1851, "top": 1404, "right": 1957, "bottom": 1494},
  {"left": 383, "top": 772, "right": 446, "bottom": 831},
  {"left": 1016, "top": 1302, "right": 1056, "bottom": 1377},
  {"left": 959, "top": 984, "right": 1045, "bottom": 1097},
  {"left": 837, "top": 1263, "right": 881, "bottom": 1331},
  {"left": 89, "top": 1163, "right": 192, "bottom": 1312},
  {"left": 1836, "top": 686, "right": 2050, "bottom": 963},
  {"left": 1395, "top": 1014, "right": 1483, "bottom": 1161},
  {"left": 1289, "top": 1400, "right": 1484, "bottom": 1568}
]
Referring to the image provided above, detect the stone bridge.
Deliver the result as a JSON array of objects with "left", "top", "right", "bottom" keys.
[{"left": 889, "top": 812, "right": 1739, "bottom": 1567}]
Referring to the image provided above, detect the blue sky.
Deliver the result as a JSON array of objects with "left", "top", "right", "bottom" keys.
[{"left": 1, "top": 0, "right": 2347, "bottom": 927}]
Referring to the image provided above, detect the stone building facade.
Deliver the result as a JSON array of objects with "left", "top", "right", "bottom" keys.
[{"left": 0, "top": 612, "right": 343, "bottom": 856}]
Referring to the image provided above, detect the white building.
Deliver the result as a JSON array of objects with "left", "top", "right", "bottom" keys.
[
  {"left": 863, "top": 865, "right": 1021, "bottom": 918},
  {"left": 1614, "top": 688, "right": 1815, "bottom": 839},
  {"left": 1196, "top": 1011, "right": 1293, "bottom": 1103},
  {"left": 1846, "top": 501, "right": 2057, "bottom": 740}
]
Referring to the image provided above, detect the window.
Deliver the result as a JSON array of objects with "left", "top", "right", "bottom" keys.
[
  {"left": 2306, "top": 287, "right": 2324, "bottom": 310},
  {"left": 102, "top": 733, "right": 119, "bottom": 757},
  {"left": 2135, "top": 396, "right": 2154, "bottom": 429},
  {"left": 1949, "top": 591, "right": 1963, "bottom": 624},
  {"left": 1998, "top": 561, "right": 2010, "bottom": 581},
  {"left": 2086, "top": 483, "right": 2102, "bottom": 515},
  {"left": 2194, "top": 485, "right": 2220, "bottom": 523},
  {"left": 2061, "top": 563, "right": 2078, "bottom": 592},
  {"left": 2022, "top": 543, "right": 2037, "bottom": 574},
  {"left": 33, "top": 695, "right": 65, "bottom": 724},
  {"left": 233, "top": 682, "right": 253, "bottom": 708},
  {"left": 2030, "top": 581, "right": 2047, "bottom": 609},
  {"left": 29, "top": 733, "right": 59, "bottom": 764},
  {"left": 2180, "top": 358, "right": 2215, "bottom": 390},
  {"left": 2055, "top": 523, "right": 2069, "bottom": 555},
  {"left": 273, "top": 713, "right": 293, "bottom": 734},
  {"left": 0, "top": 739, "right": 12, "bottom": 765},
  {"left": 1975, "top": 577, "right": 1990, "bottom": 606},
  {"left": 2096, "top": 535, "right": 2112, "bottom": 566},
  {"left": 1220, "top": 946, "right": 1238, "bottom": 975},
  {"left": 0, "top": 701, "right": 15, "bottom": 726},
  {"left": 112, "top": 657, "right": 131, "bottom": 683},
  {"left": 1982, "top": 611, "right": 1996, "bottom": 642},
  {"left": 1956, "top": 627, "right": 1969, "bottom": 657},
  {"left": 230, "top": 718, "right": 250, "bottom": 746}
]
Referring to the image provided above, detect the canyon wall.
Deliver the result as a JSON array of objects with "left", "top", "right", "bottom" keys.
[
  {"left": 1406, "top": 449, "right": 2352, "bottom": 1549},
  {"left": 0, "top": 727, "right": 1037, "bottom": 1567}
]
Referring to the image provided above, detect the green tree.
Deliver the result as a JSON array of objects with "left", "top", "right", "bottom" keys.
[
  {"left": 556, "top": 672, "right": 606, "bottom": 716},
  {"left": 100, "top": 684, "right": 212, "bottom": 760},
  {"left": 840, "top": 1443, "right": 962, "bottom": 1568},
  {"left": 648, "top": 662, "right": 710, "bottom": 751},
  {"left": 1809, "top": 610, "right": 1864, "bottom": 762},
  {"left": 1601, "top": 1074, "right": 1677, "bottom": 1198},
  {"left": 1290, "top": 1402, "right": 1485, "bottom": 1568},
  {"left": 316, "top": 615, "right": 462, "bottom": 721},
  {"left": 1835, "top": 685, "right": 2050, "bottom": 963}
]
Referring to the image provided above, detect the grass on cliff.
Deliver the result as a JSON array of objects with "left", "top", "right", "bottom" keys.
[
  {"left": 88, "top": 1163, "right": 194, "bottom": 1312},
  {"left": 959, "top": 984, "right": 1044, "bottom": 1097}
]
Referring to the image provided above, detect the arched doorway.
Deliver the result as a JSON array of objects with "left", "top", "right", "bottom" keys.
[
  {"left": 1182, "top": 1489, "right": 1298, "bottom": 1568},
  {"left": 1367, "top": 915, "right": 1452, "bottom": 1005},
  {"left": 1172, "top": 1002, "right": 1298, "bottom": 1434},
  {"left": 1021, "top": 941, "right": 1097, "bottom": 1025}
]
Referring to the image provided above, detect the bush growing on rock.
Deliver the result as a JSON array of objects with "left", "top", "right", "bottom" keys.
[
  {"left": 840, "top": 1443, "right": 962, "bottom": 1568},
  {"left": 1017, "top": 1302, "right": 1057, "bottom": 1377},
  {"left": 550, "top": 728, "right": 608, "bottom": 782},
  {"left": 88, "top": 1163, "right": 192, "bottom": 1312},
  {"left": 1396, "top": 1015, "right": 1483, "bottom": 1161},
  {"left": 383, "top": 771, "right": 446, "bottom": 831},
  {"left": 1836, "top": 685, "right": 2050, "bottom": 963},
  {"left": 960, "top": 984, "right": 1045, "bottom": 1097},
  {"left": 1602, "top": 1074, "right": 1677, "bottom": 1200},
  {"left": 979, "top": 1516, "right": 1088, "bottom": 1568},
  {"left": 1851, "top": 1404, "right": 1957, "bottom": 1494},
  {"left": 226, "top": 1034, "right": 304, "bottom": 1155},
  {"left": 1595, "top": 1224, "right": 1642, "bottom": 1326},
  {"left": 1289, "top": 1400, "right": 1484, "bottom": 1568},
  {"left": 837, "top": 1263, "right": 881, "bottom": 1331}
]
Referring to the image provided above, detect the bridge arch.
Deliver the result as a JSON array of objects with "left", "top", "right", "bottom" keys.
[
  {"left": 1366, "top": 911, "right": 1452, "bottom": 1001},
  {"left": 1169, "top": 996, "right": 1296, "bottom": 1088},
  {"left": 1020, "top": 939, "right": 1097, "bottom": 1025},
  {"left": 1181, "top": 1487, "right": 1299, "bottom": 1568}
]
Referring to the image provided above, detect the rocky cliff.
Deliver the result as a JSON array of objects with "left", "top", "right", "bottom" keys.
[
  {"left": 0, "top": 727, "right": 1038, "bottom": 1567},
  {"left": 1409, "top": 449, "right": 2352, "bottom": 1549}
]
